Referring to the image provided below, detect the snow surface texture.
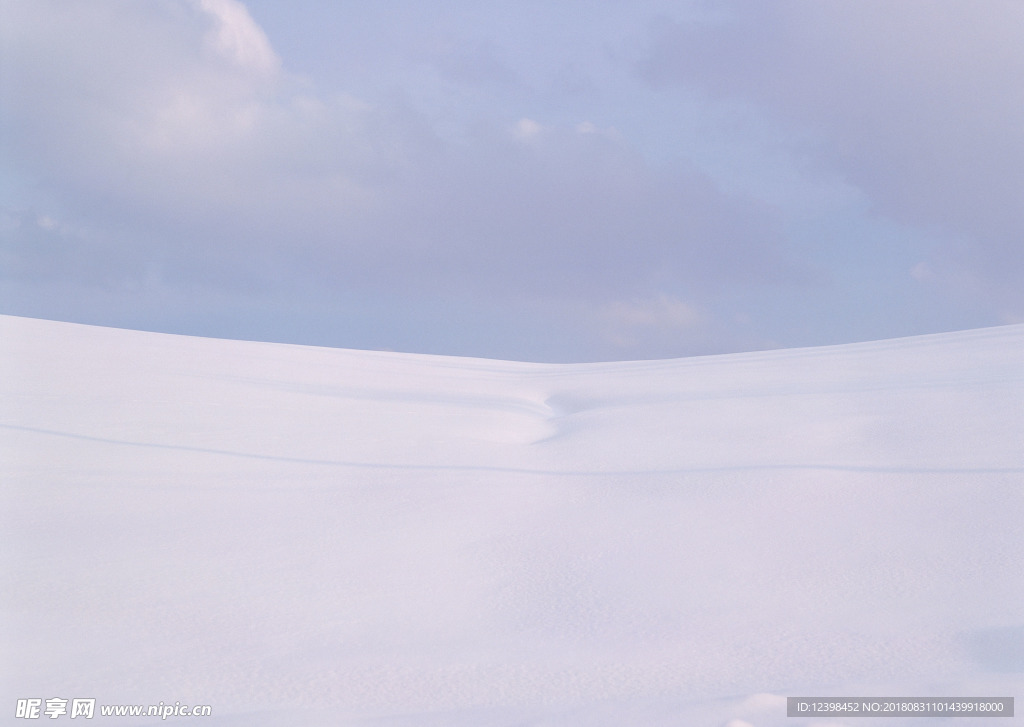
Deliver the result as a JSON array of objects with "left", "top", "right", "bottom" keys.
[{"left": 2, "top": 314, "right": 1022, "bottom": 726}]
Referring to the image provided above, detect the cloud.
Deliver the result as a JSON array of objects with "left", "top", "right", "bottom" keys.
[
  {"left": 636, "top": 0, "right": 1024, "bottom": 316},
  {"left": 599, "top": 294, "right": 703, "bottom": 353},
  {"left": 2, "top": 0, "right": 287, "bottom": 195},
  {"left": 197, "top": 0, "right": 279, "bottom": 74},
  {"left": 4, "top": 0, "right": 1014, "bottom": 360},
  {"left": 2, "top": 1, "right": 799, "bottom": 349},
  {"left": 737, "top": 693, "right": 787, "bottom": 712},
  {"left": 513, "top": 117, "right": 544, "bottom": 140},
  {"left": 603, "top": 294, "right": 700, "bottom": 331},
  {"left": 3, "top": 1, "right": 388, "bottom": 256}
]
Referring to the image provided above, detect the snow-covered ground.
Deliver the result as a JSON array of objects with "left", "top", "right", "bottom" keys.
[{"left": 2, "top": 314, "right": 1021, "bottom": 725}]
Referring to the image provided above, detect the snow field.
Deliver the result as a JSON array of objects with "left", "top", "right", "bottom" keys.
[{"left": 2, "top": 315, "right": 1022, "bottom": 725}]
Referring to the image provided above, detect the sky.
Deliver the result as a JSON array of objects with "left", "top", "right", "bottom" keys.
[{"left": 1, "top": 0, "right": 1022, "bottom": 362}]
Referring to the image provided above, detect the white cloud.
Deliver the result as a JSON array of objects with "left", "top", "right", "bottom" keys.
[
  {"left": 197, "top": 0, "right": 279, "bottom": 74},
  {"left": 513, "top": 117, "right": 543, "bottom": 140},
  {"left": 600, "top": 294, "right": 702, "bottom": 350},
  {"left": 738, "top": 692, "right": 787, "bottom": 712},
  {"left": 1, "top": 0, "right": 388, "bottom": 223}
]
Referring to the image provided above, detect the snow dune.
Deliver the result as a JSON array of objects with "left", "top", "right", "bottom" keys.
[{"left": 2, "top": 314, "right": 1022, "bottom": 725}]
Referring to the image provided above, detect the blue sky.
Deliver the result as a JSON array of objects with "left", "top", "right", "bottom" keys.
[{"left": 2, "top": 0, "right": 1022, "bottom": 361}]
